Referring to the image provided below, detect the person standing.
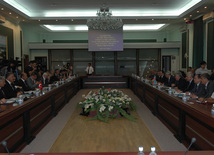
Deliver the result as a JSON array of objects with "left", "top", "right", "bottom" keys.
[
  {"left": 85, "top": 63, "right": 94, "bottom": 76},
  {"left": 195, "top": 61, "right": 208, "bottom": 75}
]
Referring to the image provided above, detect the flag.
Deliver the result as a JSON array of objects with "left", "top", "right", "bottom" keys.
[{"left": 39, "top": 81, "right": 43, "bottom": 90}]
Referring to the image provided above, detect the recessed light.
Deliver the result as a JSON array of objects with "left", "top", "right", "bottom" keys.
[
  {"left": 204, "top": 6, "right": 207, "bottom": 9},
  {"left": 197, "top": 10, "right": 199, "bottom": 13}
]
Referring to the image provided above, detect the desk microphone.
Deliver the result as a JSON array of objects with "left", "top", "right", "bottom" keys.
[
  {"left": 1, "top": 141, "right": 10, "bottom": 155},
  {"left": 184, "top": 137, "right": 196, "bottom": 155}
]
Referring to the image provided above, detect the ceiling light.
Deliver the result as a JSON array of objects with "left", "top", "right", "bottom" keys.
[
  {"left": 87, "top": 4, "right": 123, "bottom": 30},
  {"left": 3, "top": 0, "right": 202, "bottom": 17},
  {"left": 42, "top": 24, "right": 165, "bottom": 32}
]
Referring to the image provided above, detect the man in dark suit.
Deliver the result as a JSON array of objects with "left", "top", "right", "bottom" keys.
[
  {"left": 26, "top": 71, "right": 40, "bottom": 90},
  {"left": 184, "top": 72, "right": 195, "bottom": 92},
  {"left": 2, "top": 72, "right": 22, "bottom": 99},
  {"left": 0, "top": 76, "right": 7, "bottom": 104},
  {"left": 174, "top": 72, "right": 187, "bottom": 92},
  {"left": 157, "top": 70, "right": 167, "bottom": 84},
  {"left": 187, "top": 74, "right": 205, "bottom": 98},
  {"left": 41, "top": 72, "right": 50, "bottom": 87},
  {"left": 50, "top": 69, "right": 60, "bottom": 83},
  {"left": 199, "top": 73, "right": 214, "bottom": 99},
  {"left": 16, "top": 72, "right": 31, "bottom": 91},
  {"left": 164, "top": 71, "right": 176, "bottom": 87}
]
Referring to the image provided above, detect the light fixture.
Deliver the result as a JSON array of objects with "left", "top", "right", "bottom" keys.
[{"left": 86, "top": 4, "right": 123, "bottom": 30}]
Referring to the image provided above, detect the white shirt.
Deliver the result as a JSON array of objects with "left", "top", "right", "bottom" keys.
[
  {"left": 211, "top": 92, "right": 214, "bottom": 99},
  {"left": 195, "top": 67, "right": 208, "bottom": 75},
  {"left": 85, "top": 66, "right": 94, "bottom": 75}
]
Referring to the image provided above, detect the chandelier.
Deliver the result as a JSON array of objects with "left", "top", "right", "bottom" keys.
[{"left": 87, "top": 4, "right": 123, "bottom": 30}]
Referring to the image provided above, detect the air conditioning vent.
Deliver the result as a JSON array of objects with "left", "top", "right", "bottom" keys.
[
  {"left": 0, "top": 15, "right": 5, "bottom": 23},
  {"left": 203, "top": 11, "right": 214, "bottom": 21}
]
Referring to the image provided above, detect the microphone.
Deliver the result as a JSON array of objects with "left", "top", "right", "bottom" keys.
[
  {"left": 1, "top": 141, "right": 10, "bottom": 155},
  {"left": 184, "top": 137, "right": 196, "bottom": 155}
]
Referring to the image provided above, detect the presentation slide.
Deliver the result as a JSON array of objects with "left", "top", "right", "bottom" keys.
[{"left": 88, "top": 28, "right": 123, "bottom": 51}]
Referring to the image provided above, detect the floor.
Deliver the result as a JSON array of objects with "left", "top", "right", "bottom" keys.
[{"left": 21, "top": 89, "right": 186, "bottom": 153}]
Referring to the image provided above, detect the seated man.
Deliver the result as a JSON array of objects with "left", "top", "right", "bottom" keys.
[
  {"left": 158, "top": 70, "right": 167, "bottom": 84},
  {"left": 0, "top": 76, "right": 7, "bottom": 104},
  {"left": 173, "top": 72, "right": 187, "bottom": 92},
  {"left": 2, "top": 72, "right": 22, "bottom": 99},
  {"left": 26, "top": 71, "right": 40, "bottom": 90},
  {"left": 164, "top": 71, "right": 176, "bottom": 87},
  {"left": 184, "top": 72, "right": 195, "bottom": 92},
  {"left": 50, "top": 69, "right": 60, "bottom": 83},
  {"left": 186, "top": 74, "right": 205, "bottom": 98},
  {"left": 16, "top": 72, "right": 31, "bottom": 91},
  {"left": 199, "top": 73, "right": 214, "bottom": 99},
  {"left": 41, "top": 72, "right": 50, "bottom": 87}
]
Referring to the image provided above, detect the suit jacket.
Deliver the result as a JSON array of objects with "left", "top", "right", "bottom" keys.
[
  {"left": 202, "top": 81, "right": 214, "bottom": 98},
  {"left": 175, "top": 78, "right": 188, "bottom": 91},
  {"left": 184, "top": 79, "right": 195, "bottom": 92},
  {"left": 0, "top": 88, "right": 6, "bottom": 99},
  {"left": 26, "top": 77, "right": 39, "bottom": 90},
  {"left": 164, "top": 76, "right": 176, "bottom": 87},
  {"left": 190, "top": 83, "right": 205, "bottom": 97},
  {"left": 41, "top": 77, "right": 50, "bottom": 87},
  {"left": 16, "top": 79, "right": 31, "bottom": 91},
  {"left": 159, "top": 75, "right": 167, "bottom": 83},
  {"left": 2, "top": 80, "right": 17, "bottom": 99},
  {"left": 50, "top": 75, "right": 59, "bottom": 84}
]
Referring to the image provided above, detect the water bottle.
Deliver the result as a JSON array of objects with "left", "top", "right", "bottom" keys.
[
  {"left": 211, "top": 104, "right": 214, "bottom": 114},
  {"left": 149, "top": 147, "right": 157, "bottom": 155},
  {"left": 137, "top": 147, "right": 145, "bottom": 155}
]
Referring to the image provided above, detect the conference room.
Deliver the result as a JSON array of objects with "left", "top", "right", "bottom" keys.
[{"left": 0, "top": 0, "right": 214, "bottom": 154}]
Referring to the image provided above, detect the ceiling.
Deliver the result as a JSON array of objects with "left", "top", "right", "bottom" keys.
[{"left": 0, "top": 0, "right": 214, "bottom": 32}]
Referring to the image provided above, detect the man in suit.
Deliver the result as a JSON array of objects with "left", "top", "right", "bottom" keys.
[
  {"left": 41, "top": 72, "right": 50, "bottom": 87},
  {"left": 0, "top": 76, "right": 6, "bottom": 104},
  {"left": 173, "top": 72, "right": 187, "bottom": 92},
  {"left": 16, "top": 72, "right": 31, "bottom": 91},
  {"left": 164, "top": 71, "right": 176, "bottom": 87},
  {"left": 2, "top": 72, "right": 22, "bottom": 99},
  {"left": 25, "top": 61, "right": 35, "bottom": 77},
  {"left": 50, "top": 69, "right": 60, "bottom": 83},
  {"left": 184, "top": 72, "right": 195, "bottom": 92},
  {"left": 26, "top": 71, "right": 40, "bottom": 90},
  {"left": 199, "top": 73, "right": 214, "bottom": 99},
  {"left": 157, "top": 70, "right": 167, "bottom": 84},
  {"left": 186, "top": 74, "right": 205, "bottom": 98}
]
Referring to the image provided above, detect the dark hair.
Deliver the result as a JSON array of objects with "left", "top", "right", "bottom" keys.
[
  {"left": 195, "top": 74, "right": 201, "bottom": 79},
  {"left": 31, "top": 71, "right": 38, "bottom": 76},
  {"left": 200, "top": 61, "right": 207, "bottom": 65},
  {"left": 5, "top": 72, "right": 14, "bottom": 79},
  {"left": 20, "top": 72, "right": 26, "bottom": 78},
  {"left": 201, "top": 73, "right": 210, "bottom": 80}
]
